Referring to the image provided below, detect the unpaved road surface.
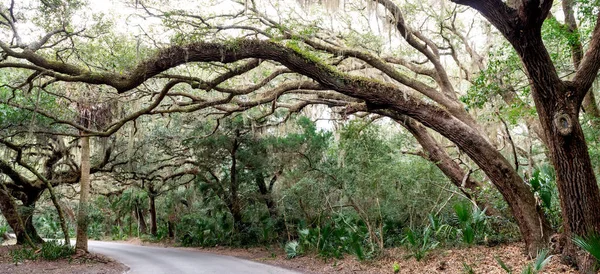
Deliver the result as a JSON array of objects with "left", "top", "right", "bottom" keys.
[{"left": 88, "top": 241, "right": 301, "bottom": 274}]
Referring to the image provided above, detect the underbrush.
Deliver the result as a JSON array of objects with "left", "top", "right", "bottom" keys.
[
  {"left": 9, "top": 240, "right": 75, "bottom": 264},
  {"left": 0, "top": 224, "right": 7, "bottom": 244},
  {"left": 165, "top": 201, "right": 521, "bottom": 263},
  {"left": 285, "top": 219, "right": 372, "bottom": 261}
]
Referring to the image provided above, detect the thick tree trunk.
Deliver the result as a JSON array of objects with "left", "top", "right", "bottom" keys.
[
  {"left": 136, "top": 204, "right": 147, "bottom": 235},
  {"left": 448, "top": 2, "right": 600, "bottom": 267},
  {"left": 231, "top": 207, "right": 245, "bottom": 232},
  {"left": 149, "top": 193, "right": 157, "bottom": 236},
  {"left": 509, "top": 30, "right": 600, "bottom": 271},
  {"left": 0, "top": 187, "right": 36, "bottom": 247},
  {"left": 540, "top": 90, "right": 600, "bottom": 272},
  {"left": 167, "top": 221, "right": 174, "bottom": 239},
  {"left": 22, "top": 212, "right": 43, "bottom": 244},
  {"left": 76, "top": 136, "right": 91, "bottom": 252},
  {"left": 229, "top": 132, "right": 245, "bottom": 233},
  {"left": 19, "top": 192, "right": 44, "bottom": 245},
  {"left": 255, "top": 173, "right": 278, "bottom": 219}
]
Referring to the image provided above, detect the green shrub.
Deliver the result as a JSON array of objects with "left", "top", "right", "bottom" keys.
[
  {"left": 453, "top": 202, "right": 489, "bottom": 245},
  {"left": 9, "top": 247, "right": 36, "bottom": 264},
  {"left": 285, "top": 240, "right": 300, "bottom": 258},
  {"left": 496, "top": 249, "right": 551, "bottom": 274},
  {"left": 528, "top": 165, "right": 561, "bottom": 228},
  {"left": 10, "top": 241, "right": 75, "bottom": 264},
  {"left": 402, "top": 226, "right": 438, "bottom": 261},
  {"left": 520, "top": 249, "right": 551, "bottom": 274},
  {"left": 0, "top": 224, "right": 7, "bottom": 244},
  {"left": 383, "top": 218, "right": 405, "bottom": 247},
  {"left": 88, "top": 221, "right": 104, "bottom": 240},
  {"left": 178, "top": 214, "right": 230, "bottom": 247},
  {"left": 428, "top": 214, "right": 457, "bottom": 244},
  {"left": 111, "top": 225, "right": 127, "bottom": 241},
  {"left": 154, "top": 221, "right": 170, "bottom": 240},
  {"left": 573, "top": 232, "right": 600, "bottom": 264},
  {"left": 39, "top": 240, "right": 75, "bottom": 260},
  {"left": 287, "top": 217, "right": 372, "bottom": 260},
  {"left": 530, "top": 249, "right": 552, "bottom": 273},
  {"left": 35, "top": 212, "right": 62, "bottom": 239}
]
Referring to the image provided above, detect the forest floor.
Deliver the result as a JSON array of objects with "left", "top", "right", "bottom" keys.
[
  {"left": 0, "top": 240, "right": 127, "bottom": 274},
  {"left": 125, "top": 238, "right": 577, "bottom": 274},
  {"left": 0, "top": 238, "right": 580, "bottom": 273}
]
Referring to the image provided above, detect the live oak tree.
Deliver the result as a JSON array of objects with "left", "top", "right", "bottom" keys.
[
  {"left": 0, "top": 127, "right": 115, "bottom": 246},
  {"left": 0, "top": 0, "right": 548, "bottom": 255},
  {"left": 3, "top": 1, "right": 600, "bottom": 269},
  {"left": 0, "top": 76, "right": 118, "bottom": 247},
  {"left": 142, "top": 0, "right": 555, "bottom": 256},
  {"left": 184, "top": 116, "right": 328, "bottom": 233},
  {"left": 449, "top": 0, "right": 600, "bottom": 270},
  {"left": 106, "top": 120, "right": 200, "bottom": 237}
]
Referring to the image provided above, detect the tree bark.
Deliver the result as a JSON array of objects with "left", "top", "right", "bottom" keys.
[
  {"left": 76, "top": 136, "right": 91, "bottom": 252},
  {"left": 19, "top": 190, "right": 44, "bottom": 245},
  {"left": 512, "top": 19, "right": 600, "bottom": 274},
  {"left": 149, "top": 192, "right": 157, "bottom": 236},
  {"left": 450, "top": 1, "right": 600, "bottom": 270},
  {"left": 255, "top": 173, "right": 278, "bottom": 219},
  {"left": 528, "top": 58, "right": 600, "bottom": 273},
  {"left": 0, "top": 186, "right": 36, "bottom": 247},
  {"left": 167, "top": 220, "right": 174, "bottom": 239},
  {"left": 228, "top": 131, "right": 245, "bottom": 232},
  {"left": 136, "top": 204, "right": 147, "bottom": 235},
  {"left": 22, "top": 211, "right": 43, "bottom": 244}
]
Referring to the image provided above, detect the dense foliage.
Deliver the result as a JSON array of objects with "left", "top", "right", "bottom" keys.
[{"left": 2, "top": 0, "right": 600, "bottom": 272}]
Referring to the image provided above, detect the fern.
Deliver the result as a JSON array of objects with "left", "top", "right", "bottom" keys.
[
  {"left": 402, "top": 227, "right": 438, "bottom": 261},
  {"left": 573, "top": 233, "right": 600, "bottom": 263},
  {"left": 453, "top": 203, "right": 472, "bottom": 224},
  {"left": 285, "top": 241, "right": 300, "bottom": 259},
  {"left": 463, "top": 225, "right": 475, "bottom": 245}
]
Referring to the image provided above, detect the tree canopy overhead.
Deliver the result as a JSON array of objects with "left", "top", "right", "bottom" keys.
[{"left": 2, "top": 0, "right": 600, "bottom": 271}]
